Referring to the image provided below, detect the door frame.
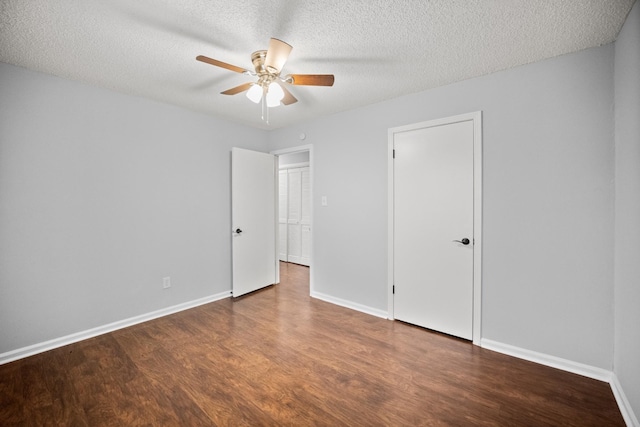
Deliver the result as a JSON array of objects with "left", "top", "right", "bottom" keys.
[
  {"left": 270, "top": 144, "right": 314, "bottom": 293},
  {"left": 387, "top": 112, "right": 482, "bottom": 345}
]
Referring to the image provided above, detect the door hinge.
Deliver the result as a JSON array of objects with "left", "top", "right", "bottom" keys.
[
  {"left": 392, "top": 285, "right": 395, "bottom": 294},
  {"left": 392, "top": 149, "right": 395, "bottom": 159}
]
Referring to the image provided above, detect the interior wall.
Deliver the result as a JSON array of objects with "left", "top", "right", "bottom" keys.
[
  {"left": 614, "top": 0, "right": 640, "bottom": 421},
  {"left": 267, "top": 44, "right": 615, "bottom": 370},
  {"left": 0, "top": 62, "right": 268, "bottom": 354}
]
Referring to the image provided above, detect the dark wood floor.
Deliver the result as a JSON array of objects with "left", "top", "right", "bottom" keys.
[{"left": 0, "top": 262, "right": 624, "bottom": 426}]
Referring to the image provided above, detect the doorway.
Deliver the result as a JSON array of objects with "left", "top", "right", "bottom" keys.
[
  {"left": 388, "top": 112, "right": 482, "bottom": 344},
  {"left": 271, "top": 145, "right": 313, "bottom": 293},
  {"left": 278, "top": 155, "right": 311, "bottom": 266}
]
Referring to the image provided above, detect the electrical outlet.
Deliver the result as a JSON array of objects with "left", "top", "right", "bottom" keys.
[{"left": 163, "top": 277, "right": 171, "bottom": 289}]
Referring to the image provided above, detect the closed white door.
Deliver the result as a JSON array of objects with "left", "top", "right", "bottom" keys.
[
  {"left": 299, "top": 167, "right": 311, "bottom": 265},
  {"left": 287, "top": 168, "right": 303, "bottom": 263},
  {"left": 284, "top": 167, "right": 311, "bottom": 266},
  {"left": 280, "top": 167, "right": 311, "bottom": 266},
  {"left": 231, "top": 147, "right": 277, "bottom": 297},
  {"left": 393, "top": 119, "right": 474, "bottom": 340},
  {"left": 278, "top": 170, "right": 288, "bottom": 261}
]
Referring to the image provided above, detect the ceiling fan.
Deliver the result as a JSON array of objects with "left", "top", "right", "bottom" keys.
[{"left": 196, "top": 38, "right": 334, "bottom": 122}]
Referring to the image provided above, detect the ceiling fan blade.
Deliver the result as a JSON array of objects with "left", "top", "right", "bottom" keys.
[
  {"left": 280, "top": 83, "right": 298, "bottom": 105},
  {"left": 264, "top": 38, "right": 292, "bottom": 73},
  {"left": 221, "top": 82, "right": 254, "bottom": 95},
  {"left": 288, "top": 74, "right": 335, "bottom": 86},
  {"left": 196, "top": 55, "right": 249, "bottom": 74}
]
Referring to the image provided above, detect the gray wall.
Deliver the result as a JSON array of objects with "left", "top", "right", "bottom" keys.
[
  {"left": 614, "top": 0, "right": 640, "bottom": 420},
  {"left": 268, "top": 44, "right": 616, "bottom": 370},
  {"left": 0, "top": 62, "right": 267, "bottom": 353}
]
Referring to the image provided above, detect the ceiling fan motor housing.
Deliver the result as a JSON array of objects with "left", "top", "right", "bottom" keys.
[
  {"left": 251, "top": 50, "right": 267, "bottom": 74},
  {"left": 251, "top": 50, "right": 278, "bottom": 87}
]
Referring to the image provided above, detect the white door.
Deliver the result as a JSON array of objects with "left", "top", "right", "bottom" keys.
[
  {"left": 278, "top": 170, "right": 288, "bottom": 261},
  {"left": 299, "top": 167, "right": 311, "bottom": 265},
  {"left": 286, "top": 167, "right": 311, "bottom": 266},
  {"left": 393, "top": 119, "right": 474, "bottom": 340},
  {"left": 231, "top": 147, "right": 277, "bottom": 297}
]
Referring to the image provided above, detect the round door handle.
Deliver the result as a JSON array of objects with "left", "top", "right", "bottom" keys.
[
  {"left": 453, "top": 238, "right": 470, "bottom": 245},
  {"left": 235, "top": 228, "right": 242, "bottom": 234}
]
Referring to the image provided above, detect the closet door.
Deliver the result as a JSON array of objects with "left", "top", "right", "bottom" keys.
[
  {"left": 278, "top": 170, "right": 288, "bottom": 261},
  {"left": 287, "top": 168, "right": 303, "bottom": 264},
  {"left": 299, "top": 167, "right": 311, "bottom": 266},
  {"left": 280, "top": 166, "right": 311, "bottom": 267}
]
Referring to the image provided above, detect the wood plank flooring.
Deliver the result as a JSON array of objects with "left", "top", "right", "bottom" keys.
[{"left": 1, "top": 262, "right": 624, "bottom": 426}]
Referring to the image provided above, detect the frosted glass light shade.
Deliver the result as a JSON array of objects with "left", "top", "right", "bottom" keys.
[
  {"left": 266, "top": 82, "right": 284, "bottom": 107},
  {"left": 246, "top": 84, "right": 262, "bottom": 103}
]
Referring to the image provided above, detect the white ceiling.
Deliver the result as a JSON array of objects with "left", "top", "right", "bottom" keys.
[{"left": 0, "top": 0, "right": 635, "bottom": 130}]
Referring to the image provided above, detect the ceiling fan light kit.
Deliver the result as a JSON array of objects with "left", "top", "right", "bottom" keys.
[
  {"left": 197, "top": 38, "right": 334, "bottom": 124},
  {"left": 266, "top": 82, "right": 285, "bottom": 107}
]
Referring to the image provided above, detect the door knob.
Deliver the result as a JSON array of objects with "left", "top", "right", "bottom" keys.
[
  {"left": 453, "top": 238, "right": 470, "bottom": 245},
  {"left": 235, "top": 228, "right": 242, "bottom": 234}
]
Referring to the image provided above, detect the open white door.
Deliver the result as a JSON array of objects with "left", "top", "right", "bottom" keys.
[{"left": 231, "top": 147, "right": 277, "bottom": 297}]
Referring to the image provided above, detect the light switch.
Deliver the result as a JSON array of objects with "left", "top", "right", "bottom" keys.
[{"left": 321, "top": 196, "right": 328, "bottom": 206}]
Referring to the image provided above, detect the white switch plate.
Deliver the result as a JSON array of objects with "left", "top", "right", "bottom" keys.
[
  {"left": 321, "top": 196, "right": 328, "bottom": 206},
  {"left": 163, "top": 277, "right": 171, "bottom": 289}
]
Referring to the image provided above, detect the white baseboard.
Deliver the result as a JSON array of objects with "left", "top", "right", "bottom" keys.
[
  {"left": 0, "top": 291, "right": 232, "bottom": 365},
  {"left": 309, "top": 300, "right": 634, "bottom": 425},
  {"left": 611, "top": 373, "right": 640, "bottom": 427},
  {"left": 480, "top": 338, "right": 612, "bottom": 382},
  {"left": 310, "top": 291, "right": 388, "bottom": 319},
  {"left": 481, "top": 339, "right": 640, "bottom": 427}
]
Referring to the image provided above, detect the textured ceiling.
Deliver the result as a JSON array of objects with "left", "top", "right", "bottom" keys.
[{"left": 0, "top": 0, "right": 635, "bottom": 129}]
